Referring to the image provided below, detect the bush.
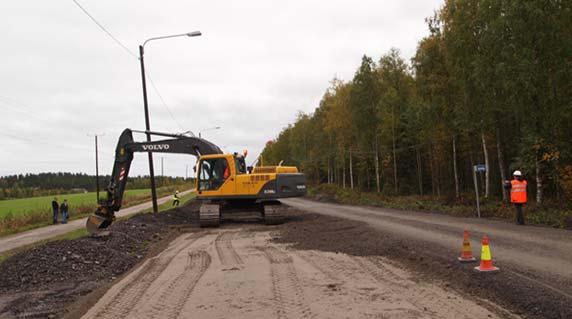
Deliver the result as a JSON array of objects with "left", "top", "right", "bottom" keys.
[{"left": 308, "top": 184, "right": 572, "bottom": 229}]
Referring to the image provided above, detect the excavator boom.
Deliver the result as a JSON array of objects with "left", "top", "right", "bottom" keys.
[{"left": 86, "top": 129, "right": 222, "bottom": 234}]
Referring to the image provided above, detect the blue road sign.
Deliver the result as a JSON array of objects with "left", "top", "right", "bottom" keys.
[{"left": 474, "top": 164, "right": 486, "bottom": 172}]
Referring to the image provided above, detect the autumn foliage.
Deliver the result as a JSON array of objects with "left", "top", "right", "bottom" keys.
[{"left": 261, "top": 0, "right": 572, "bottom": 207}]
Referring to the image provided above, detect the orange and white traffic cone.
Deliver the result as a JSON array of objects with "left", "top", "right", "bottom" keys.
[
  {"left": 458, "top": 230, "right": 476, "bottom": 262},
  {"left": 474, "top": 235, "right": 499, "bottom": 272}
]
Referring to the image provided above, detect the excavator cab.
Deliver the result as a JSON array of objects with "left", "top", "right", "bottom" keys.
[{"left": 197, "top": 156, "right": 230, "bottom": 192}]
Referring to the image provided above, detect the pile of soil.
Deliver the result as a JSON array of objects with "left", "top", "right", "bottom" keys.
[
  {"left": 274, "top": 210, "right": 572, "bottom": 319},
  {"left": 0, "top": 201, "right": 200, "bottom": 318}
]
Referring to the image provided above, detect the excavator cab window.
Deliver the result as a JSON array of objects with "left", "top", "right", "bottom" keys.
[
  {"left": 198, "top": 158, "right": 229, "bottom": 191},
  {"left": 235, "top": 155, "right": 247, "bottom": 174}
]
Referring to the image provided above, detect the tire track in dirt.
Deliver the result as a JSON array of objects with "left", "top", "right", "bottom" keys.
[
  {"left": 356, "top": 257, "right": 487, "bottom": 318},
  {"left": 215, "top": 231, "right": 243, "bottom": 266},
  {"left": 298, "top": 251, "right": 496, "bottom": 319},
  {"left": 295, "top": 251, "right": 366, "bottom": 286},
  {"left": 260, "top": 247, "right": 313, "bottom": 319},
  {"left": 144, "top": 250, "right": 211, "bottom": 319},
  {"left": 88, "top": 235, "right": 201, "bottom": 319}
]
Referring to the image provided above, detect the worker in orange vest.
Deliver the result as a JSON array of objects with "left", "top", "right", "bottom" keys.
[{"left": 504, "top": 170, "right": 527, "bottom": 225}]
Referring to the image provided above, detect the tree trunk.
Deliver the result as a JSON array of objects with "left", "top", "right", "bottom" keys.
[
  {"left": 429, "top": 145, "right": 436, "bottom": 196},
  {"left": 481, "top": 132, "right": 490, "bottom": 198},
  {"left": 366, "top": 164, "right": 371, "bottom": 190},
  {"left": 536, "top": 158, "right": 543, "bottom": 205},
  {"left": 342, "top": 148, "right": 346, "bottom": 188},
  {"left": 327, "top": 157, "right": 331, "bottom": 184},
  {"left": 496, "top": 127, "right": 508, "bottom": 202},
  {"left": 416, "top": 147, "right": 423, "bottom": 195},
  {"left": 452, "top": 137, "right": 460, "bottom": 199},
  {"left": 349, "top": 149, "right": 354, "bottom": 189},
  {"left": 375, "top": 141, "right": 380, "bottom": 193},
  {"left": 436, "top": 151, "right": 441, "bottom": 198},
  {"left": 392, "top": 105, "right": 398, "bottom": 194},
  {"left": 332, "top": 158, "right": 336, "bottom": 185},
  {"left": 392, "top": 135, "right": 398, "bottom": 194}
]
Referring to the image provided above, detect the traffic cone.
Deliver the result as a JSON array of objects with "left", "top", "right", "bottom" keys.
[
  {"left": 474, "top": 235, "right": 499, "bottom": 272},
  {"left": 458, "top": 230, "right": 476, "bottom": 262}
]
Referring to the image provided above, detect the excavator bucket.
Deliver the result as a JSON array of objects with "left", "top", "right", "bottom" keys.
[
  {"left": 86, "top": 215, "right": 105, "bottom": 235},
  {"left": 86, "top": 211, "right": 113, "bottom": 235}
]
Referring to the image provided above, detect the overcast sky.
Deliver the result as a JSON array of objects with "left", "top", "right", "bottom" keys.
[{"left": 0, "top": 0, "right": 442, "bottom": 178}]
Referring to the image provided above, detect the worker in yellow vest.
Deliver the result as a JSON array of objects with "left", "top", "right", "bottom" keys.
[
  {"left": 172, "top": 190, "right": 180, "bottom": 207},
  {"left": 504, "top": 170, "right": 527, "bottom": 225}
]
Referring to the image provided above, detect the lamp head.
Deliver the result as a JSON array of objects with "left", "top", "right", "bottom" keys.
[{"left": 187, "top": 31, "right": 202, "bottom": 37}]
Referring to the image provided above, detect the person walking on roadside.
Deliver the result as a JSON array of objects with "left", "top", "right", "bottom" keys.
[
  {"left": 60, "top": 199, "right": 69, "bottom": 224},
  {"left": 172, "top": 190, "right": 180, "bottom": 207},
  {"left": 504, "top": 170, "right": 527, "bottom": 225},
  {"left": 51, "top": 197, "right": 59, "bottom": 224}
]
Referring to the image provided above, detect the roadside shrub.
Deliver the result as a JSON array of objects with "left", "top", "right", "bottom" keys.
[{"left": 307, "top": 184, "right": 572, "bottom": 229}]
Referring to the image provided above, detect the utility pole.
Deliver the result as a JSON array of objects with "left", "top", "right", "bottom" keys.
[
  {"left": 87, "top": 133, "right": 104, "bottom": 202},
  {"left": 161, "top": 157, "right": 164, "bottom": 176},
  {"left": 138, "top": 31, "right": 201, "bottom": 214},
  {"left": 139, "top": 44, "right": 159, "bottom": 213},
  {"left": 186, "top": 164, "right": 189, "bottom": 180},
  {"left": 95, "top": 135, "right": 99, "bottom": 201}
]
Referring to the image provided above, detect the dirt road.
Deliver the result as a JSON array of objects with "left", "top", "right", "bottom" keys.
[
  {"left": 0, "top": 190, "right": 193, "bottom": 254},
  {"left": 82, "top": 227, "right": 509, "bottom": 319},
  {"left": 282, "top": 198, "right": 572, "bottom": 297}
]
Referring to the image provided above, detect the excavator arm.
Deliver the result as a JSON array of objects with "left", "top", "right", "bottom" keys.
[{"left": 86, "top": 128, "right": 222, "bottom": 234}]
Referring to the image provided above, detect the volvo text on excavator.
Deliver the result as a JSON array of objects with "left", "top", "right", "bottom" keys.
[{"left": 86, "top": 129, "right": 306, "bottom": 234}]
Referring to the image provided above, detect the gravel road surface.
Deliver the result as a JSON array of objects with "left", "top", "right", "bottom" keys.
[
  {"left": 282, "top": 198, "right": 572, "bottom": 318},
  {"left": 81, "top": 228, "right": 508, "bottom": 319}
]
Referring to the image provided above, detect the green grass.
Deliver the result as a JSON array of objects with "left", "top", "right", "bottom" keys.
[
  {"left": 0, "top": 189, "right": 149, "bottom": 218},
  {"left": 144, "top": 191, "right": 196, "bottom": 213},
  {"left": 0, "top": 190, "right": 196, "bottom": 265},
  {"left": 0, "top": 187, "right": 191, "bottom": 237}
]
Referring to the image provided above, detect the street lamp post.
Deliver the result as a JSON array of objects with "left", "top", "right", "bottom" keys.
[
  {"left": 198, "top": 126, "right": 221, "bottom": 138},
  {"left": 139, "top": 31, "right": 201, "bottom": 213}
]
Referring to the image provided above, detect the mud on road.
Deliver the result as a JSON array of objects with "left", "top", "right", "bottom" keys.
[{"left": 0, "top": 201, "right": 569, "bottom": 318}]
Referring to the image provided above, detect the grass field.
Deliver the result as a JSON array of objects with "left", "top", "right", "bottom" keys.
[
  {"left": 0, "top": 187, "right": 191, "bottom": 237},
  {"left": 0, "top": 189, "right": 149, "bottom": 218},
  {"left": 0, "top": 193, "right": 197, "bottom": 263}
]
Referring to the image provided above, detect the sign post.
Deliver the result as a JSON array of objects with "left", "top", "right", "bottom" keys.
[{"left": 473, "top": 164, "right": 486, "bottom": 218}]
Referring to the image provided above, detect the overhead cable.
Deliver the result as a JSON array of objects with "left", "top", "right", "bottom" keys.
[
  {"left": 71, "top": 0, "right": 138, "bottom": 58},
  {"left": 71, "top": 0, "right": 185, "bottom": 131}
]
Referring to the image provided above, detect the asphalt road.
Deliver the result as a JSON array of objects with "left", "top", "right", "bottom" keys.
[
  {"left": 0, "top": 190, "right": 193, "bottom": 254},
  {"left": 282, "top": 198, "right": 572, "bottom": 298}
]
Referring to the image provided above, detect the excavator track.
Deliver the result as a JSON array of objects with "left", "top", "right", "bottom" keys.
[
  {"left": 199, "top": 203, "right": 221, "bottom": 227},
  {"left": 263, "top": 201, "right": 286, "bottom": 225}
]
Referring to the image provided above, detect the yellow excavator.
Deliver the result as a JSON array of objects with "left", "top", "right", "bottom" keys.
[{"left": 86, "top": 129, "right": 306, "bottom": 234}]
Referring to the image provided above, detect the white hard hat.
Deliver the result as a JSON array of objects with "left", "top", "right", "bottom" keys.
[{"left": 513, "top": 170, "right": 522, "bottom": 177}]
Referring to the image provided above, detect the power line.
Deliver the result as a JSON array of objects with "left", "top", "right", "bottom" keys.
[
  {"left": 71, "top": 0, "right": 137, "bottom": 59},
  {"left": 71, "top": 0, "right": 188, "bottom": 132},
  {"left": 146, "top": 72, "right": 186, "bottom": 131}
]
